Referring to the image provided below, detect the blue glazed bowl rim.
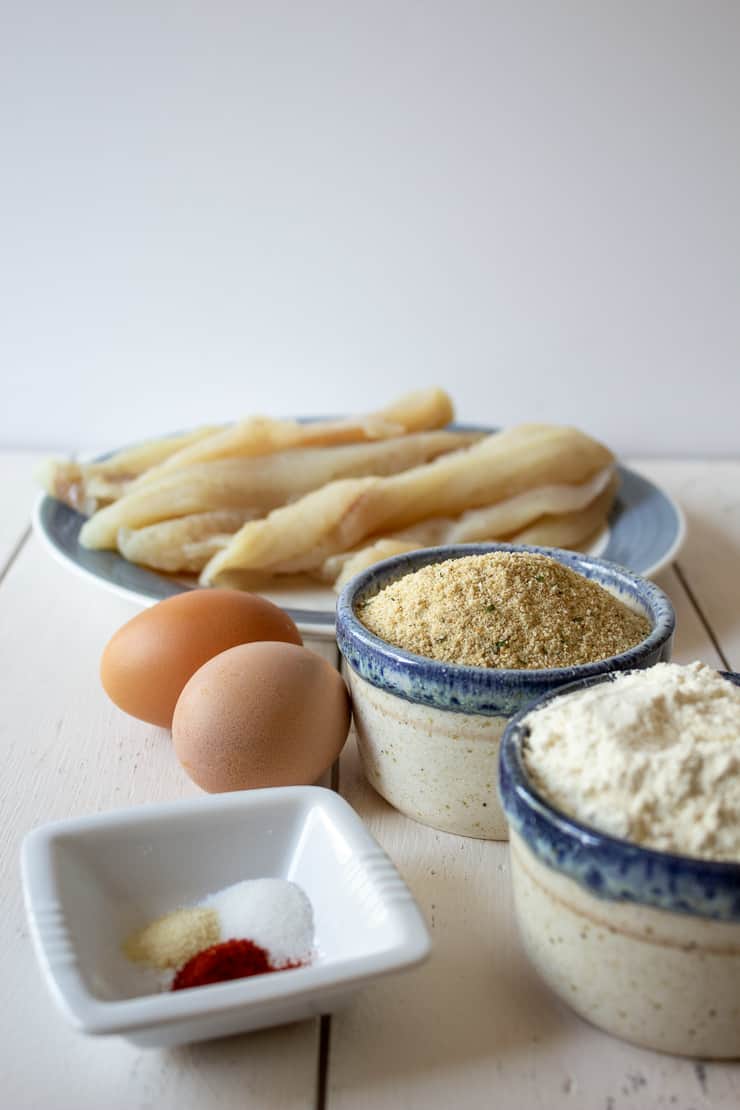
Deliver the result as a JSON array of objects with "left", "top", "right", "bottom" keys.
[
  {"left": 336, "top": 543, "right": 676, "bottom": 714},
  {"left": 499, "top": 669, "right": 740, "bottom": 920}
]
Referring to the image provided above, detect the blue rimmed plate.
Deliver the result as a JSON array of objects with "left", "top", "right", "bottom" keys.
[{"left": 32, "top": 425, "right": 685, "bottom": 640}]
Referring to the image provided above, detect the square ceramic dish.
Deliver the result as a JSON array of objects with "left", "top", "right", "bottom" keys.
[{"left": 21, "top": 786, "right": 430, "bottom": 1048}]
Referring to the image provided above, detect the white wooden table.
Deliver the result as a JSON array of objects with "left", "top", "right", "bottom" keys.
[{"left": 2, "top": 455, "right": 739, "bottom": 1110}]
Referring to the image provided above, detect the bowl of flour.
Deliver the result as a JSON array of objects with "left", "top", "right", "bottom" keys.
[{"left": 499, "top": 662, "right": 740, "bottom": 1057}]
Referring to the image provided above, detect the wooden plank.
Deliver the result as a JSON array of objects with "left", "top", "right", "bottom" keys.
[
  {"left": 631, "top": 458, "right": 740, "bottom": 670},
  {"left": 653, "top": 566, "right": 724, "bottom": 670},
  {"left": 0, "top": 450, "right": 45, "bottom": 575},
  {"left": 329, "top": 523, "right": 739, "bottom": 1108},
  {"left": 1, "top": 537, "right": 324, "bottom": 1110}
]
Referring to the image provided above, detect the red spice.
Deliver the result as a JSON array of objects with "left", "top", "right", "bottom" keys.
[{"left": 172, "top": 938, "right": 301, "bottom": 991}]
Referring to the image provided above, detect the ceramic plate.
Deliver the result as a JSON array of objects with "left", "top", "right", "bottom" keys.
[{"left": 33, "top": 427, "right": 685, "bottom": 639}]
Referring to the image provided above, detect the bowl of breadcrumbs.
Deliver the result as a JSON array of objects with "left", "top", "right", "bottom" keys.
[{"left": 336, "top": 543, "right": 675, "bottom": 840}]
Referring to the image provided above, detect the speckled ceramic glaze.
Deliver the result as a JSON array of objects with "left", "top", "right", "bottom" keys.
[
  {"left": 499, "top": 671, "right": 740, "bottom": 1057},
  {"left": 336, "top": 543, "right": 675, "bottom": 840}
]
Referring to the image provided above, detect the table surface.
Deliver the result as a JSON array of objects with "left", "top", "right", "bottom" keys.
[{"left": 2, "top": 453, "right": 740, "bottom": 1110}]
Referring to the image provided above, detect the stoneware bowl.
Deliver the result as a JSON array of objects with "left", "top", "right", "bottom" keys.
[
  {"left": 335, "top": 543, "right": 675, "bottom": 840},
  {"left": 499, "top": 671, "right": 740, "bottom": 1058}
]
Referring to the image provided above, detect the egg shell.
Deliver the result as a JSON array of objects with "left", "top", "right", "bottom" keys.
[
  {"left": 172, "top": 641, "right": 352, "bottom": 791},
  {"left": 100, "top": 589, "right": 302, "bottom": 727}
]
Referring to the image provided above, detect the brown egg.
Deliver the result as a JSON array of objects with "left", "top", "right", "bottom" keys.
[
  {"left": 172, "top": 641, "right": 352, "bottom": 791},
  {"left": 100, "top": 589, "right": 302, "bottom": 727}
]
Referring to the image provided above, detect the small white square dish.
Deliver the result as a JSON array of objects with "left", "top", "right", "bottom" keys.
[{"left": 21, "top": 786, "right": 431, "bottom": 1048}]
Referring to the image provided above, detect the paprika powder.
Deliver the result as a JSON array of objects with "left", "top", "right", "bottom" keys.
[{"left": 172, "top": 938, "right": 302, "bottom": 991}]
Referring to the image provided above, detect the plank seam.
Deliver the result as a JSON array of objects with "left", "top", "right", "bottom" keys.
[
  {"left": 673, "top": 561, "right": 732, "bottom": 671},
  {"left": 0, "top": 524, "right": 31, "bottom": 589},
  {"left": 315, "top": 649, "right": 340, "bottom": 1109},
  {"left": 315, "top": 1013, "right": 332, "bottom": 1110}
]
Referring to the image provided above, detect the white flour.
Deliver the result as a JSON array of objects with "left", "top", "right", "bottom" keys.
[{"left": 523, "top": 661, "right": 740, "bottom": 860}]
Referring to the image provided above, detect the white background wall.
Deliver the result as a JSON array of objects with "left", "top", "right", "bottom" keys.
[{"left": 3, "top": 2, "right": 739, "bottom": 455}]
